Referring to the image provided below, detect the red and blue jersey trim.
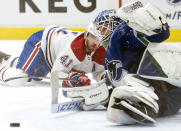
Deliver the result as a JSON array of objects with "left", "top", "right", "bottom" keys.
[
  {"left": 22, "top": 42, "right": 41, "bottom": 71},
  {"left": 45, "top": 27, "right": 57, "bottom": 69}
]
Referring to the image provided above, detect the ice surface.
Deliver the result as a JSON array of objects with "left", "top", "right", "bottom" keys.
[{"left": 0, "top": 41, "right": 181, "bottom": 131}]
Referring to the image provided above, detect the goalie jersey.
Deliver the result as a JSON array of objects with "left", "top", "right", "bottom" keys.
[
  {"left": 105, "top": 22, "right": 170, "bottom": 86},
  {"left": 16, "top": 26, "right": 105, "bottom": 83}
]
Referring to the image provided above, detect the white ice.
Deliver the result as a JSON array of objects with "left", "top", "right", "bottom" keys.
[{"left": 0, "top": 41, "right": 181, "bottom": 131}]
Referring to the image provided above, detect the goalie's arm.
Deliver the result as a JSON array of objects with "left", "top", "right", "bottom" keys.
[{"left": 145, "top": 24, "right": 170, "bottom": 43}]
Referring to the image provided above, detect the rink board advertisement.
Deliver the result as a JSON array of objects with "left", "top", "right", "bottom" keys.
[
  {"left": 0, "top": 0, "right": 180, "bottom": 41},
  {"left": 0, "top": 0, "right": 119, "bottom": 27},
  {"left": 0, "top": 0, "right": 119, "bottom": 40}
]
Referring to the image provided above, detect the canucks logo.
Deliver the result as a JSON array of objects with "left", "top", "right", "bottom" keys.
[
  {"left": 105, "top": 59, "right": 127, "bottom": 83},
  {"left": 167, "top": 0, "right": 181, "bottom": 5},
  {"left": 105, "top": 59, "right": 121, "bottom": 81}
]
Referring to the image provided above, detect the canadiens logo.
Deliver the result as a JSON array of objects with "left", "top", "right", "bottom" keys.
[{"left": 167, "top": 0, "right": 181, "bottom": 5}]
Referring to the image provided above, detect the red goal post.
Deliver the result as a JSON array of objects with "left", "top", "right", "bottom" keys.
[{"left": 119, "top": 0, "right": 122, "bottom": 7}]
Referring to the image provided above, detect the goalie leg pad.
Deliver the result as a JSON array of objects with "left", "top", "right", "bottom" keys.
[
  {"left": 120, "top": 75, "right": 159, "bottom": 113},
  {"left": 107, "top": 75, "right": 159, "bottom": 125},
  {"left": 112, "top": 98, "right": 157, "bottom": 124},
  {"left": 107, "top": 94, "right": 136, "bottom": 125},
  {"left": 138, "top": 42, "right": 181, "bottom": 87}
]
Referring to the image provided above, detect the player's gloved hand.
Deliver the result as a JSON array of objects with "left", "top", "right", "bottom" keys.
[{"left": 62, "top": 72, "right": 91, "bottom": 87}]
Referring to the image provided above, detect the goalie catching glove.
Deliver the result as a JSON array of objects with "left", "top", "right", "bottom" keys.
[
  {"left": 107, "top": 75, "right": 159, "bottom": 125},
  {"left": 62, "top": 72, "right": 91, "bottom": 87},
  {"left": 116, "top": 1, "right": 167, "bottom": 36}
]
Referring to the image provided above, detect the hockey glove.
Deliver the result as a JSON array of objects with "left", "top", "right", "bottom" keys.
[
  {"left": 116, "top": 1, "right": 167, "bottom": 36},
  {"left": 62, "top": 72, "right": 91, "bottom": 87},
  {"left": 62, "top": 79, "right": 109, "bottom": 110}
]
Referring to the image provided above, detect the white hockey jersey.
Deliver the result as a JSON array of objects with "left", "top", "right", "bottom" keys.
[{"left": 41, "top": 26, "right": 106, "bottom": 82}]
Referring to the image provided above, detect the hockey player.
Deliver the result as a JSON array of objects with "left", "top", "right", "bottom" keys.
[
  {"left": 0, "top": 23, "right": 106, "bottom": 87},
  {"left": 92, "top": 1, "right": 181, "bottom": 124}
]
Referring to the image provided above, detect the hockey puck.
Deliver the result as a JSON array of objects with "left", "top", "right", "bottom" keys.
[{"left": 10, "top": 123, "right": 20, "bottom": 127}]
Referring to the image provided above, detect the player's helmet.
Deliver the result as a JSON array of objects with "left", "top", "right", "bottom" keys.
[
  {"left": 86, "top": 22, "right": 97, "bottom": 37},
  {"left": 85, "top": 22, "right": 102, "bottom": 47},
  {"left": 93, "top": 9, "right": 122, "bottom": 42}
]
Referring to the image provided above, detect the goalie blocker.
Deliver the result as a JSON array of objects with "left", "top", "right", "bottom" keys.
[{"left": 51, "top": 71, "right": 110, "bottom": 112}]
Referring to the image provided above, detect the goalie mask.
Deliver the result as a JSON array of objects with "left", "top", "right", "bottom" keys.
[{"left": 93, "top": 9, "right": 122, "bottom": 43}]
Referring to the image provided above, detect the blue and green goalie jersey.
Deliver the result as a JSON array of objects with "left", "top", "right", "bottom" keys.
[{"left": 104, "top": 21, "right": 170, "bottom": 87}]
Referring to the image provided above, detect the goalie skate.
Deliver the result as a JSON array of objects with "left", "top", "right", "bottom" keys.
[{"left": 112, "top": 98, "right": 157, "bottom": 124}]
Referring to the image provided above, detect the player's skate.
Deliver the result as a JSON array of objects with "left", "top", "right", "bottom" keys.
[
  {"left": 0, "top": 51, "right": 28, "bottom": 86},
  {"left": 0, "top": 50, "right": 19, "bottom": 68},
  {"left": 0, "top": 51, "right": 11, "bottom": 65}
]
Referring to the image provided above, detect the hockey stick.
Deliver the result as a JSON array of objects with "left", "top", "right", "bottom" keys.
[
  {"left": 4, "top": 75, "right": 77, "bottom": 82},
  {"left": 51, "top": 71, "right": 79, "bottom": 112},
  {"left": 51, "top": 71, "right": 85, "bottom": 112},
  {"left": 52, "top": 100, "right": 84, "bottom": 113}
]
